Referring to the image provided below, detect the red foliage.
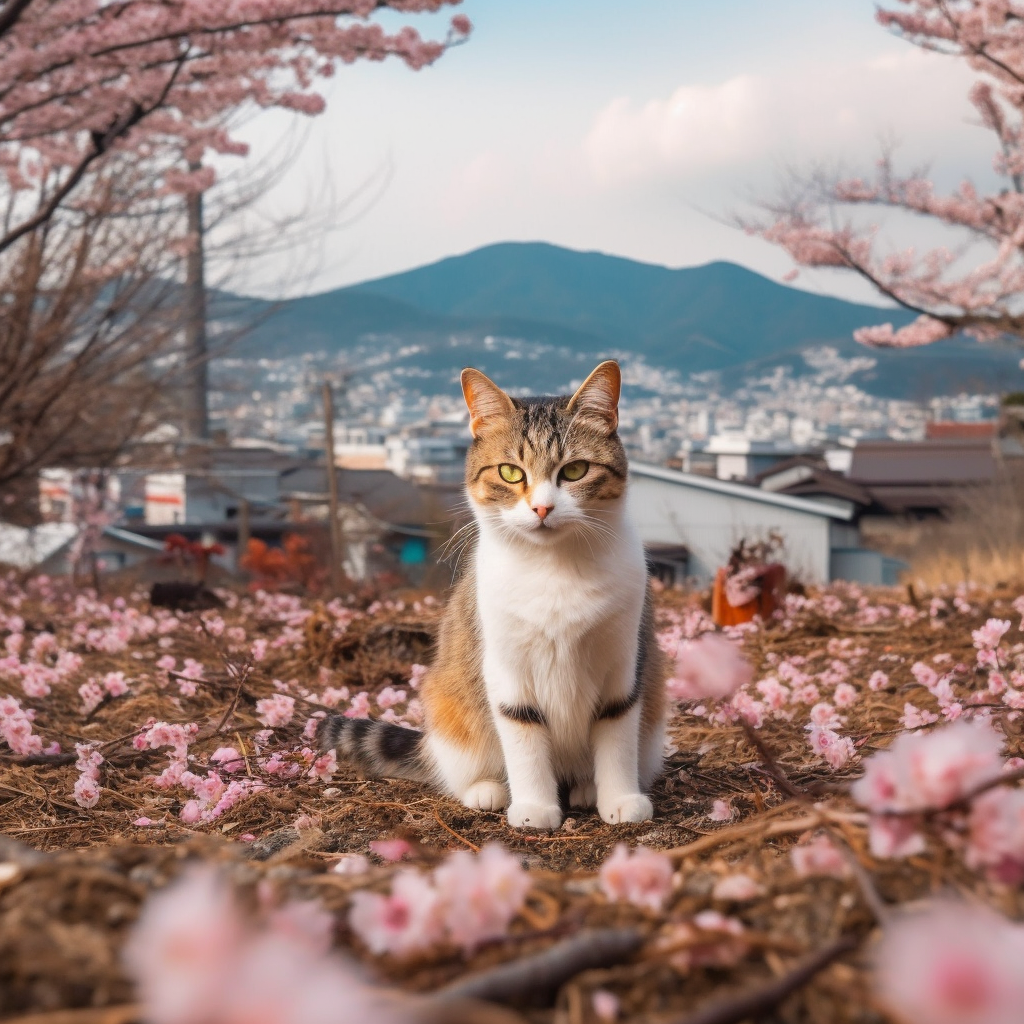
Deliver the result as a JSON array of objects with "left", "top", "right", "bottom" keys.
[{"left": 240, "top": 534, "right": 322, "bottom": 592}]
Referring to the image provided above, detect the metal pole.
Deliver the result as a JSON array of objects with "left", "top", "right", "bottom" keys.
[{"left": 322, "top": 381, "right": 343, "bottom": 592}]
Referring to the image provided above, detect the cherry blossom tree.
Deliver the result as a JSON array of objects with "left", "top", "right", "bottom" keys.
[
  {"left": 747, "top": 0, "right": 1024, "bottom": 348},
  {"left": 0, "top": 0, "right": 470, "bottom": 252}
]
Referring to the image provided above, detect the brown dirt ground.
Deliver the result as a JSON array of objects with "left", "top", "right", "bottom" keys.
[{"left": 2, "top": 579, "right": 1023, "bottom": 1023}]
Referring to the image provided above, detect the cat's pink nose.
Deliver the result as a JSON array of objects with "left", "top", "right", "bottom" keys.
[{"left": 533, "top": 503, "right": 554, "bottom": 521}]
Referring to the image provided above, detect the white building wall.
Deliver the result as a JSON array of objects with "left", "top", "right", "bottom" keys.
[{"left": 628, "top": 473, "right": 836, "bottom": 584}]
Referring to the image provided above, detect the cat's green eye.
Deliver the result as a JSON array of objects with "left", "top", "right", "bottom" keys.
[
  {"left": 498, "top": 463, "right": 525, "bottom": 484},
  {"left": 561, "top": 460, "right": 589, "bottom": 482}
]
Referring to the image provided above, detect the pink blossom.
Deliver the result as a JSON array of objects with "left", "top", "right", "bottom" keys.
[
  {"left": 307, "top": 750, "right": 337, "bottom": 783},
  {"left": 332, "top": 854, "right": 371, "bottom": 876},
  {"left": 790, "top": 682, "right": 821, "bottom": 704},
  {"left": 790, "top": 834, "right": 849, "bottom": 878},
  {"left": 708, "top": 799, "right": 735, "bottom": 822},
  {"left": 973, "top": 618, "right": 1012, "bottom": 650},
  {"left": 592, "top": 990, "right": 620, "bottom": 1022},
  {"left": 868, "top": 816, "right": 927, "bottom": 859},
  {"left": 668, "top": 634, "right": 753, "bottom": 702},
  {"left": 599, "top": 844, "right": 674, "bottom": 912},
  {"left": 210, "top": 747, "right": 245, "bottom": 772},
  {"left": 376, "top": 686, "right": 407, "bottom": 709},
  {"left": 134, "top": 817, "right": 154, "bottom": 827},
  {"left": 809, "top": 702, "right": 843, "bottom": 730},
  {"left": 408, "top": 664, "right": 428, "bottom": 690},
  {"left": 251, "top": 638, "right": 268, "bottom": 662},
  {"left": 807, "top": 727, "right": 856, "bottom": 770},
  {"left": 833, "top": 682, "right": 858, "bottom": 707},
  {"left": 911, "top": 661, "right": 939, "bottom": 691},
  {"left": 344, "top": 691, "right": 372, "bottom": 719},
  {"left": 874, "top": 900, "right": 1024, "bottom": 1024},
  {"left": 156, "top": 655, "right": 176, "bottom": 672},
  {"left": 711, "top": 873, "right": 764, "bottom": 901},
  {"left": 78, "top": 679, "right": 105, "bottom": 715},
  {"left": 900, "top": 702, "right": 939, "bottom": 730},
  {"left": 348, "top": 870, "right": 444, "bottom": 956},
  {"left": 853, "top": 719, "right": 1005, "bottom": 814},
  {"left": 868, "top": 670, "right": 890, "bottom": 691},
  {"left": 433, "top": 845, "right": 532, "bottom": 952},
  {"left": 369, "top": 838, "right": 412, "bottom": 862},
  {"left": 966, "top": 788, "right": 1024, "bottom": 884},
  {"left": 102, "top": 671, "right": 129, "bottom": 697},
  {"left": 256, "top": 693, "right": 295, "bottom": 728}
]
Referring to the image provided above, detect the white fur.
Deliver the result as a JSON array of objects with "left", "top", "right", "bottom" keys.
[{"left": 431, "top": 466, "right": 659, "bottom": 829}]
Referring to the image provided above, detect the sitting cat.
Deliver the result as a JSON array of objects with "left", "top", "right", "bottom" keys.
[{"left": 318, "top": 360, "right": 667, "bottom": 829}]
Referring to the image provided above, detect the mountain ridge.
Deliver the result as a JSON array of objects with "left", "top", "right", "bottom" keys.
[{"left": 226, "top": 242, "right": 1024, "bottom": 397}]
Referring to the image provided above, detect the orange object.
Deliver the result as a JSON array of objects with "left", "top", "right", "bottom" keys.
[{"left": 712, "top": 563, "right": 786, "bottom": 626}]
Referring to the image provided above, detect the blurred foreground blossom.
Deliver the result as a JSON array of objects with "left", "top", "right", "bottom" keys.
[
  {"left": 349, "top": 844, "right": 530, "bottom": 955},
  {"left": 853, "top": 719, "right": 1004, "bottom": 815},
  {"left": 599, "top": 844, "right": 674, "bottom": 912},
  {"left": 126, "top": 867, "right": 402, "bottom": 1024},
  {"left": 875, "top": 900, "right": 1024, "bottom": 1024},
  {"left": 668, "top": 634, "right": 753, "bottom": 702},
  {"left": 790, "top": 833, "right": 849, "bottom": 879}
]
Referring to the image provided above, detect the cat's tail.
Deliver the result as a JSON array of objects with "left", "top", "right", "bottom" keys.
[{"left": 317, "top": 715, "right": 434, "bottom": 783}]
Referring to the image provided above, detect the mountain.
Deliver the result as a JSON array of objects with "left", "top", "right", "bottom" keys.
[{"left": 226, "top": 242, "right": 1024, "bottom": 397}]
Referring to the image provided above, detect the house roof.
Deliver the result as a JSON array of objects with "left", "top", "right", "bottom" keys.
[
  {"left": 630, "top": 463, "right": 855, "bottom": 521},
  {"left": 925, "top": 421, "right": 997, "bottom": 440},
  {"left": 280, "top": 467, "right": 462, "bottom": 530},
  {"left": 848, "top": 439, "right": 996, "bottom": 485},
  {"left": 0, "top": 523, "right": 167, "bottom": 569},
  {"left": 0, "top": 522, "right": 77, "bottom": 569},
  {"left": 755, "top": 457, "right": 874, "bottom": 507}
]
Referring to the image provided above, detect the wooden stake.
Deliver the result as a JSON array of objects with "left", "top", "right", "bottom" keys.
[{"left": 322, "top": 381, "right": 343, "bottom": 593}]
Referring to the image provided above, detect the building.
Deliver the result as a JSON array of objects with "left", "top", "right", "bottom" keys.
[
  {"left": 0, "top": 522, "right": 163, "bottom": 574},
  {"left": 628, "top": 463, "right": 899, "bottom": 585}
]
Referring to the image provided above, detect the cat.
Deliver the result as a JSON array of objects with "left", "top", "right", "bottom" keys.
[{"left": 318, "top": 360, "right": 668, "bottom": 829}]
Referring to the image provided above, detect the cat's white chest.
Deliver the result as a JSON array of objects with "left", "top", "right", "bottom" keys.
[{"left": 474, "top": 524, "right": 646, "bottom": 641}]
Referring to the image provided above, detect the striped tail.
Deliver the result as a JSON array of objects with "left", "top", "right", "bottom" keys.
[{"left": 317, "top": 715, "right": 434, "bottom": 783}]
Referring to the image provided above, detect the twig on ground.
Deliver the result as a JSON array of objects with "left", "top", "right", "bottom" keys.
[
  {"left": 740, "top": 722, "right": 806, "bottom": 800},
  {"left": 825, "top": 826, "right": 891, "bottom": 925},
  {"left": 214, "top": 660, "right": 254, "bottom": 733},
  {"left": 433, "top": 928, "right": 645, "bottom": 1007},
  {"left": 665, "top": 808, "right": 866, "bottom": 863},
  {"left": 433, "top": 807, "right": 481, "bottom": 851},
  {"left": 668, "top": 934, "right": 859, "bottom": 1024}
]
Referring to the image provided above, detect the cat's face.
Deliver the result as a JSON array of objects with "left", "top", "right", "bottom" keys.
[{"left": 460, "top": 361, "right": 628, "bottom": 546}]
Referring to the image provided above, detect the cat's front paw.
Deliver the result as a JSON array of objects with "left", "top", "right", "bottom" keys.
[
  {"left": 462, "top": 780, "right": 509, "bottom": 811},
  {"left": 507, "top": 801, "right": 563, "bottom": 830},
  {"left": 599, "top": 793, "right": 653, "bottom": 824}
]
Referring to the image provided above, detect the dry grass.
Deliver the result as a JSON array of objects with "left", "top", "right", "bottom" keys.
[
  {"left": 1, "top": 579, "right": 1022, "bottom": 1023},
  {"left": 864, "top": 469, "right": 1024, "bottom": 587}
]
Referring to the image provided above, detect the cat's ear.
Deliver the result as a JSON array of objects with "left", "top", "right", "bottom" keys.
[
  {"left": 567, "top": 360, "right": 620, "bottom": 432},
  {"left": 461, "top": 368, "right": 514, "bottom": 437}
]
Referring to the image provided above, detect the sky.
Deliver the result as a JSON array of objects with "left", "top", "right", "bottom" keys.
[{"left": 222, "top": 0, "right": 990, "bottom": 305}]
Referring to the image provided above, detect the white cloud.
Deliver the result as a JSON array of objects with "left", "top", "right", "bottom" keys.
[{"left": 583, "top": 49, "right": 980, "bottom": 189}]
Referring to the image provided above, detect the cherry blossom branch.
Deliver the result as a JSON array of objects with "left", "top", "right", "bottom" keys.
[
  {"left": 0, "top": 54, "right": 187, "bottom": 254},
  {"left": 877, "top": 764, "right": 1024, "bottom": 818},
  {"left": 0, "top": 0, "right": 33, "bottom": 41}
]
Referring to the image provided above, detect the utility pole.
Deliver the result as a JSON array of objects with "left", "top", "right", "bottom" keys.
[
  {"left": 183, "top": 163, "right": 208, "bottom": 441},
  {"left": 236, "top": 498, "right": 250, "bottom": 575},
  {"left": 322, "top": 381, "right": 343, "bottom": 592}
]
